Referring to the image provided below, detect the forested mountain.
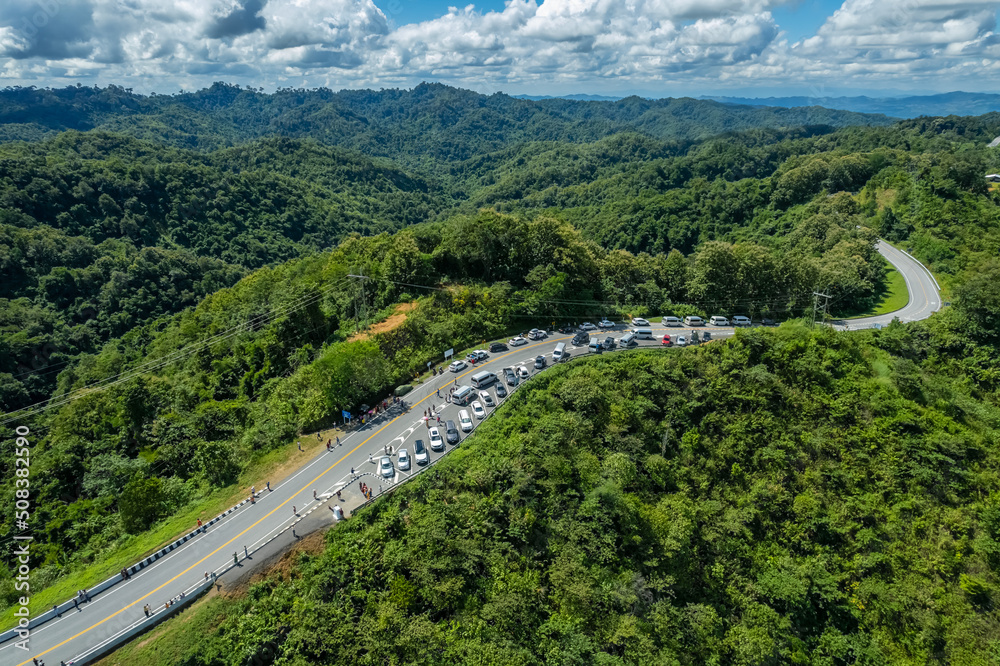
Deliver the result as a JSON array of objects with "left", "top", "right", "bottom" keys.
[
  {"left": 0, "top": 83, "right": 893, "bottom": 166},
  {"left": 707, "top": 91, "right": 1000, "bottom": 120},
  {"left": 1, "top": 83, "right": 1000, "bottom": 662}
]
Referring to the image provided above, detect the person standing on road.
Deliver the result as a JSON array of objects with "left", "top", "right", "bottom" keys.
[
  {"left": 234, "top": 553, "right": 239, "bottom": 566},
  {"left": 293, "top": 505, "right": 297, "bottom": 515}
]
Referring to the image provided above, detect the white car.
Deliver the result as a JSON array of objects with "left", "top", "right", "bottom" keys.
[
  {"left": 414, "top": 439, "right": 429, "bottom": 465},
  {"left": 379, "top": 456, "right": 394, "bottom": 478},
  {"left": 449, "top": 359, "right": 467, "bottom": 372},
  {"left": 428, "top": 427, "right": 445, "bottom": 451},
  {"left": 397, "top": 448, "right": 410, "bottom": 471},
  {"left": 459, "top": 409, "right": 474, "bottom": 432},
  {"left": 508, "top": 336, "right": 527, "bottom": 346},
  {"left": 631, "top": 317, "right": 650, "bottom": 326},
  {"left": 479, "top": 390, "right": 495, "bottom": 407},
  {"left": 676, "top": 335, "right": 687, "bottom": 347},
  {"left": 579, "top": 322, "right": 597, "bottom": 331},
  {"left": 598, "top": 319, "right": 616, "bottom": 329},
  {"left": 471, "top": 401, "right": 486, "bottom": 419},
  {"left": 516, "top": 365, "right": 530, "bottom": 379}
]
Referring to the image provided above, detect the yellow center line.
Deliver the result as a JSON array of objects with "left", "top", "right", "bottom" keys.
[{"left": 23, "top": 335, "right": 566, "bottom": 665}]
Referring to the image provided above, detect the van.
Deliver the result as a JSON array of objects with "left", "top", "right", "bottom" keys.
[
  {"left": 459, "top": 410, "right": 474, "bottom": 432},
  {"left": 635, "top": 327, "right": 653, "bottom": 339},
  {"left": 683, "top": 316, "right": 704, "bottom": 326},
  {"left": 470, "top": 371, "right": 497, "bottom": 389},
  {"left": 732, "top": 315, "right": 751, "bottom": 326},
  {"left": 552, "top": 342, "right": 567, "bottom": 362},
  {"left": 709, "top": 316, "right": 729, "bottom": 326},
  {"left": 589, "top": 338, "right": 602, "bottom": 353},
  {"left": 663, "top": 316, "right": 682, "bottom": 326},
  {"left": 619, "top": 332, "right": 637, "bottom": 347},
  {"left": 453, "top": 385, "right": 475, "bottom": 405}
]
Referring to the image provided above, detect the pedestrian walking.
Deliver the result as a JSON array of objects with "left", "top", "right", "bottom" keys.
[
  {"left": 337, "top": 436, "right": 340, "bottom": 445},
  {"left": 84, "top": 589, "right": 90, "bottom": 602},
  {"left": 143, "top": 604, "right": 149, "bottom": 617},
  {"left": 313, "top": 489, "right": 317, "bottom": 499},
  {"left": 437, "top": 415, "right": 442, "bottom": 424},
  {"left": 298, "top": 441, "right": 303, "bottom": 451},
  {"left": 244, "top": 546, "right": 248, "bottom": 559},
  {"left": 234, "top": 553, "right": 239, "bottom": 566},
  {"left": 336, "top": 489, "right": 341, "bottom": 499},
  {"left": 205, "top": 572, "right": 210, "bottom": 580},
  {"left": 266, "top": 481, "right": 270, "bottom": 491},
  {"left": 436, "top": 388, "right": 441, "bottom": 397},
  {"left": 369, "top": 453, "right": 373, "bottom": 463},
  {"left": 251, "top": 485, "right": 255, "bottom": 496},
  {"left": 318, "top": 433, "right": 322, "bottom": 440},
  {"left": 293, "top": 505, "right": 297, "bottom": 515},
  {"left": 73, "top": 598, "right": 78, "bottom": 610},
  {"left": 326, "top": 440, "right": 330, "bottom": 451},
  {"left": 197, "top": 518, "right": 202, "bottom": 528},
  {"left": 351, "top": 466, "right": 354, "bottom": 475}
]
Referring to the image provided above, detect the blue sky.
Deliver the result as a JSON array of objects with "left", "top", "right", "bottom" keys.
[{"left": 0, "top": 0, "right": 998, "bottom": 97}]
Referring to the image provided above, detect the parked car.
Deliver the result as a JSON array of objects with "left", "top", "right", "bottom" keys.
[
  {"left": 516, "top": 365, "right": 530, "bottom": 379},
  {"left": 479, "top": 390, "right": 495, "bottom": 407},
  {"left": 445, "top": 420, "right": 460, "bottom": 444},
  {"left": 465, "top": 352, "right": 480, "bottom": 363},
  {"left": 534, "top": 355, "right": 547, "bottom": 369},
  {"left": 459, "top": 410, "right": 474, "bottom": 432},
  {"left": 527, "top": 328, "right": 545, "bottom": 340},
  {"left": 379, "top": 456, "right": 394, "bottom": 478},
  {"left": 449, "top": 359, "right": 467, "bottom": 372},
  {"left": 428, "top": 427, "right": 445, "bottom": 451},
  {"left": 603, "top": 336, "right": 616, "bottom": 350},
  {"left": 414, "top": 439, "right": 429, "bottom": 465},
  {"left": 598, "top": 319, "right": 616, "bottom": 329},
  {"left": 709, "top": 316, "right": 729, "bottom": 326},
  {"left": 504, "top": 366, "right": 518, "bottom": 386},
  {"left": 557, "top": 325, "right": 576, "bottom": 333},
  {"left": 760, "top": 317, "right": 776, "bottom": 326},
  {"left": 631, "top": 317, "right": 650, "bottom": 326},
  {"left": 572, "top": 331, "right": 591, "bottom": 346},
  {"left": 580, "top": 322, "right": 598, "bottom": 331},
  {"left": 397, "top": 449, "right": 411, "bottom": 471},
  {"left": 489, "top": 342, "right": 508, "bottom": 353},
  {"left": 473, "top": 350, "right": 489, "bottom": 361},
  {"left": 471, "top": 401, "right": 486, "bottom": 419},
  {"left": 508, "top": 336, "right": 527, "bottom": 346},
  {"left": 662, "top": 334, "right": 672, "bottom": 346},
  {"left": 495, "top": 382, "right": 508, "bottom": 398},
  {"left": 732, "top": 315, "right": 752, "bottom": 326},
  {"left": 676, "top": 335, "right": 687, "bottom": 346}
]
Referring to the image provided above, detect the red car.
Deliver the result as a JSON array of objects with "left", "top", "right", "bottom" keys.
[{"left": 662, "top": 334, "right": 672, "bottom": 346}]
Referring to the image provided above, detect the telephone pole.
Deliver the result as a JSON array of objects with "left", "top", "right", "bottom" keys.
[{"left": 812, "top": 291, "right": 831, "bottom": 327}]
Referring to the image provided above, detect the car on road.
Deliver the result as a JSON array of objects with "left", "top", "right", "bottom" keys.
[
  {"left": 631, "top": 317, "right": 650, "bottom": 326},
  {"left": 471, "top": 401, "right": 486, "bottom": 419},
  {"left": 379, "top": 456, "right": 394, "bottom": 478},
  {"left": 662, "top": 334, "right": 672, "bottom": 346},
  {"left": 598, "top": 319, "right": 616, "bottom": 329},
  {"left": 709, "top": 316, "right": 729, "bottom": 326},
  {"left": 534, "top": 355, "right": 547, "bottom": 369},
  {"left": 572, "top": 331, "right": 590, "bottom": 346},
  {"left": 429, "top": 427, "right": 445, "bottom": 451},
  {"left": 479, "top": 390, "right": 495, "bottom": 407},
  {"left": 732, "top": 315, "right": 751, "bottom": 326},
  {"left": 526, "top": 328, "right": 544, "bottom": 340},
  {"left": 398, "top": 449, "right": 411, "bottom": 471},
  {"left": 489, "top": 342, "right": 508, "bottom": 353},
  {"left": 449, "top": 359, "right": 467, "bottom": 372},
  {"left": 459, "top": 409, "right": 474, "bottom": 432},
  {"left": 495, "top": 382, "right": 507, "bottom": 398},
  {"left": 603, "top": 336, "right": 616, "bottom": 350},
  {"left": 580, "top": 322, "right": 597, "bottom": 331},
  {"left": 516, "top": 365, "right": 530, "bottom": 380},
  {"left": 676, "top": 335, "right": 687, "bottom": 346},
  {"left": 445, "top": 420, "right": 460, "bottom": 444},
  {"left": 473, "top": 350, "right": 489, "bottom": 361},
  {"left": 508, "top": 336, "right": 527, "bottom": 346},
  {"left": 503, "top": 366, "right": 518, "bottom": 386},
  {"left": 414, "top": 439, "right": 429, "bottom": 465},
  {"left": 760, "top": 317, "right": 776, "bottom": 326}
]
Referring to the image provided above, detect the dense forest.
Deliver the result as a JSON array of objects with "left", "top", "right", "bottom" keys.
[{"left": 0, "top": 83, "right": 999, "bottom": 662}]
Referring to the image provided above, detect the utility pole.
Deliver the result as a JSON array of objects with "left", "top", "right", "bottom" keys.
[
  {"left": 348, "top": 272, "right": 369, "bottom": 332},
  {"left": 812, "top": 291, "right": 831, "bottom": 327}
]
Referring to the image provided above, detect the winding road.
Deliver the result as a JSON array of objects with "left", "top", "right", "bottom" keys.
[{"left": 2, "top": 239, "right": 940, "bottom": 665}]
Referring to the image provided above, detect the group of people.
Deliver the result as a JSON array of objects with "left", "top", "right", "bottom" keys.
[
  {"left": 359, "top": 481, "right": 373, "bottom": 499},
  {"left": 71, "top": 588, "right": 90, "bottom": 610},
  {"left": 119, "top": 567, "right": 132, "bottom": 580}
]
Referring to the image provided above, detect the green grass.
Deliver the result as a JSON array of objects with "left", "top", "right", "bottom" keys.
[
  {"left": 839, "top": 264, "right": 910, "bottom": 319},
  {"left": 0, "top": 431, "right": 337, "bottom": 630}
]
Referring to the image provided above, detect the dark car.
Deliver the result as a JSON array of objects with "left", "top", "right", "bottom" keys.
[
  {"left": 603, "top": 337, "right": 616, "bottom": 350},
  {"left": 495, "top": 382, "right": 507, "bottom": 398},
  {"left": 534, "top": 355, "right": 547, "bottom": 369},
  {"left": 702, "top": 331, "right": 711, "bottom": 342},
  {"left": 445, "top": 420, "right": 460, "bottom": 445},
  {"left": 504, "top": 366, "right": 518, "bottom": 386},
  {"left": 760, "top": 317, "right": 776, "bottom": 326},
  {"left": 489, "top": 342, "right": 508, "bottom": 353},
  {"left": 572, "top": 331, "right": 590, "bottom": 346},
  {"left": 557, "top": 325, "right": 576, "bottom": 334}
]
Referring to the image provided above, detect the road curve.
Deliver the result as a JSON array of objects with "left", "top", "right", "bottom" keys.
[
  {"left": 5, "top": 242, "right": 941, "bottom": 665},
  {"left": 835, "top": 240, "right": 941, "bottom": 329}
]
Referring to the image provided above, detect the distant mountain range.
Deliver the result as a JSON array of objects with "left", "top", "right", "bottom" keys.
[
  {"left": 514, "top": 94, "right": 624, "bottom": 102},
  {"left": 703, "top": 92, "right": 1000, "bottom": 119}
]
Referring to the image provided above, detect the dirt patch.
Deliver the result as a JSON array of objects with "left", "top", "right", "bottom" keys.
[
  {"left": 348, "top": 301, "right": 418, "bottom": 342},
  {"left": 223, "top": 528, "right": 329, "bottom": 597}
]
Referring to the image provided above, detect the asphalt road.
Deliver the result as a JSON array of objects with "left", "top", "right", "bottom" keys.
[
  {"left": 833, "top": 240, "right": 941, "bottom": 329},
  {"left": 4, "top": 239, "right": 939, "bottom": 665}
]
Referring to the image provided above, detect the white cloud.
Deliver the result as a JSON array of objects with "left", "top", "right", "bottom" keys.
[{"left": 0, "top": 0, "right": 997, "bottom": 94}]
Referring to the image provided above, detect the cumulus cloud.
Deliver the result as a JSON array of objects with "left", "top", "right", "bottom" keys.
[{"left": 0, "top": 0, "right": 998, "bottom": 94}]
